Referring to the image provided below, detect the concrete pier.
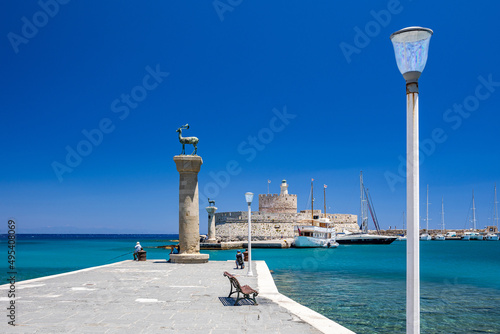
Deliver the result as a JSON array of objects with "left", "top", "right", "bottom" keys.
[
  {"left": 171, "top": 155, "right": 208, "bottom": 263},
  {"left": 0, "top": 260, "right": 355, "bottom": 333}
]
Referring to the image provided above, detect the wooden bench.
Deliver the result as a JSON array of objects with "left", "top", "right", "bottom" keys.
[{"left": 223, "top": 271, "right": 258, "bottom": 305}]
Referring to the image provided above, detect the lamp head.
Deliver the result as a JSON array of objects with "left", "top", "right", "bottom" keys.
[
  {"left": 245, "top": 192, "right": 254, "bottom": 205},
  {"left": 390, "top": 26, "right": 433, "bottom": 83}
]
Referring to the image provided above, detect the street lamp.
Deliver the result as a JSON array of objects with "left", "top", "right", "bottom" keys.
[
  {"left": 390, "top": 26, "right": 433, "bottom": 334},
  {"left": 245, "top": 192, "right": 254, "bottom": 276}
]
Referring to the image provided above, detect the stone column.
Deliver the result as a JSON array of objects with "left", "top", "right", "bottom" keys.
[
  {"left": 205, "top": 206, "right": 218, "bottom": 242},
  {"left": 170, "top": 155, "right": 209, "bottom": 263}
]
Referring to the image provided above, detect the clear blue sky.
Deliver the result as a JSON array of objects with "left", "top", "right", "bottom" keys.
[{"left": 2, "top": 0, "right": 499, "bottom": 233}]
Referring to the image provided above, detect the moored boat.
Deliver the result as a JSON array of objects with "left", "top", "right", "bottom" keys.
[
  {"left": 485, "top": 233, "right": 499, "bottom": 241},
  {"left": 340, "top": 171, "right": 397, "bottom": 245},
  {"left": 420, "top": 185, "right": 432, "bottom": 241},
  {"left": 464, "top": 190, "right": 483, "bottom": 240},
  {"left": 294, "top": 224, "right": 338, "bottom": 248},
  {"left": 294, "top": 180, "right": 339, "bottom": 248},
  {"left": 433, "top": 197, "right": 446, "bottom": 241},
  {"left": 336, "top": 230, "right": 397, "bottom": 244}
]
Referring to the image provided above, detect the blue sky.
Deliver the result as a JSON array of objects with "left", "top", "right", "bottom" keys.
[{"left": 1, "top": 0, "right": 499, "bottom": 233}]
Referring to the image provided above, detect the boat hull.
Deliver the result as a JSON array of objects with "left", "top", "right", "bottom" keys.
[
  {"left": 336, "top": 234, "right": 397, "bottom": 245},
  {"left": 294, "top": 236, "right": 338, "bottom": 248}
]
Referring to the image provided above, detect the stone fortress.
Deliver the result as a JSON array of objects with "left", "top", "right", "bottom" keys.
[{"left": 215, "top": 180, "right": 360, "bottom": 241}]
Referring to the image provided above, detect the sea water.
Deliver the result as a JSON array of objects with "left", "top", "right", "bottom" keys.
[{"left": 1, "top": 234, "right": 499, "bottom": 334}]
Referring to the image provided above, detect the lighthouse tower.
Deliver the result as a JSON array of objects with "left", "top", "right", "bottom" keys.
[{"left": 280, "top": 180, "right": 289, "bottom": 195}]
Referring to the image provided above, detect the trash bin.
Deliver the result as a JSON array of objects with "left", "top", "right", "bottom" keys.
[{"left": 137, "top": 250, "right": 147, "bottom": 261}]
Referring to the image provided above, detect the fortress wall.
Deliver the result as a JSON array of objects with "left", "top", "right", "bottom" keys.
[
  {"left": 215, "top": 221, "right": 295, "bottom": 241},
  {"left": 214, "top": 211, "right": 360, "bottom": 241},
  {"left": 258, "top": 194, "right": 297, "bottom": 213}
]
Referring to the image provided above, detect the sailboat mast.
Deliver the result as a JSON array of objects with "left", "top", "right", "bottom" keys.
[
  {"left": 403, "top": 211, "right": 406, "bottom": 231},
  {"left": 426, "top": 185, "right": 429, "bottom": 231},
  {"left": 324, "top": 185, "right": 327, "bottom": 219},
  {"left": 441, "top": 197, "right": 445, "bottom": 233},
  {"left": 311, "top": 179, "right": 314, "bottom": 221},
  {"left": 360, "top": 172, "right": 363, "bottom": 229},
  {"left": 494, "top": 183, "right": 499, "bottom": 229},
  {"left": 472, "top": 190, "right": 476, "bottom": 231}
]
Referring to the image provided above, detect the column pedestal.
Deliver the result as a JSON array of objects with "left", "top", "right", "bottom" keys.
[
  {"left": 170, "top": 155, "right": 209, "bottom": 264},
  {"left": 206, "top": 206, "right": 218, "bottom": 242}
]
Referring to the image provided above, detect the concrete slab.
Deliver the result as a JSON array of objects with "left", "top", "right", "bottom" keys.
[{"left": 0, "top": 260, "right": 354, "bottom": 333}]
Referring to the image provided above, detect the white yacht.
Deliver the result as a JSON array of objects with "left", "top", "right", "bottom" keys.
[
  {"left": 294, "top": 181, "right": 338, "bottom": 248},
  {"left": 336, "top": 230, "right": 397, "bottom": 244},
  {"left": 420, "top": 234, "right": 432, "bottom": 241},
  {"left": 485, "top": 233, "right": 499, "bottom": 241},
  {"left": 464, "top": 231, "right": 483, "bottom": 241},
  {"left": 294, "top": 223, "right": 338, "bottom": 248}
]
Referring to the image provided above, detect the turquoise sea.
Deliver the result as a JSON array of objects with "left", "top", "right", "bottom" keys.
[{"left": 1, "top": 234, "right": 499, "bottom": 334}]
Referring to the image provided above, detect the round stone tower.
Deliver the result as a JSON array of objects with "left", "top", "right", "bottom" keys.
[{"left": 259, "top": 179, "right": 297, "bottom": 213}]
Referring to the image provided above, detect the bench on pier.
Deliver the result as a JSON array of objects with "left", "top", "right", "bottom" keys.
[{"left": 223, "top": 271, "right": 258, "bottom": 305}]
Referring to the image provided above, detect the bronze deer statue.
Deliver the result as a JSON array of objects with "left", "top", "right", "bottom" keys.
[{"left": 176, "top": 124, "right": 199, "bottom": 155}]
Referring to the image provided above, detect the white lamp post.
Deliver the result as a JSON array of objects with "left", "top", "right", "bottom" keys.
[
  {"left": 245, "top": 192, "right": 254, "bottom": 276},
  {"left": 390, "top": 26, "right": 433, "bottom": 334}
]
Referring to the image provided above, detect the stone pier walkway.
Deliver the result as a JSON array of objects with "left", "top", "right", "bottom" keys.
[{"left": 0, "top": 260, "right": 355, "bottom": 333}]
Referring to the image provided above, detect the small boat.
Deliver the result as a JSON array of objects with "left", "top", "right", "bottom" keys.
[
  {"left": 467, "top": 231, "right": 484, "bottom": 241},
  {"left": 398, "top": 212, "right": 407, "bottom": 241},
  {"left": 485, "top": 233, "right": 499, "bottom": 241},
  {"left": 485, "top": 184, "right": 500, "bottom": 241},
  {"left": 433, "top": 197, "right": 446, "bottom": 241},
  {"left": 465, "top": 190, "right": 483, "bottom": 240}
]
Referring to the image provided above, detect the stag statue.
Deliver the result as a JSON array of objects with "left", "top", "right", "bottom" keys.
[
  {"left": 208, "top": 198, "right": 215, "bottom": 207},
  {"left": 176, "top": 124, "right": 199, "bottom": 155}
]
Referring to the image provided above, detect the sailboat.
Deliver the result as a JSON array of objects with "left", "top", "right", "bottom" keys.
[
  {"left": 397, "top": 211, "right": 407, "bottom": 241},
  {"left": 485, "top": 184, "right": 500, "bottom": 241},
  {"left": 420, "top": 185, "right": 432, "bottom": 241},
  {"left": 463, "top": 190, "right": 483, "bottom": 240},
  {"left": 433, "top": 197, "right": 445, "bottom": 240},
  {"left": 336, "top": 172, "right": 397, "bottom": 245},
  {"left": 294, "top": 179, "right": 338, "bottom": 248}
]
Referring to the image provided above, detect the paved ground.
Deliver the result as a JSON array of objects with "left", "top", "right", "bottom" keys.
[{"left": 0, "top": 260, "right": 334, "bottom": 333}]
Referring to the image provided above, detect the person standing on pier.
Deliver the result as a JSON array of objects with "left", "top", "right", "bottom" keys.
[{"left": 235, "top": 251, "right": 245, "bottom": 269}]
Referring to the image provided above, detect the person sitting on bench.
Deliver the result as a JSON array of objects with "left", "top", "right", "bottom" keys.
[
  {"left": 170, "top": 245, "right": 179, "bottom": 254},
  {"left": 133, "top": 242, "right": 142, "bottom": 260},
  {"left": 235, "top": 250, "right": 245, "bottom": 269}
]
